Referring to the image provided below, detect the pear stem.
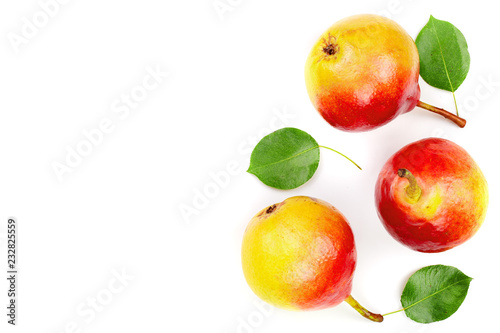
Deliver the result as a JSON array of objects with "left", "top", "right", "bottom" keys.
[
  {"left": 344, "top": 295, "right": 384, "bottom": 323},
  {"left": 416, "top": 100, "right": 466, "bottom": 128},
  {"left": 398, "top": 168, "right": 422, "bottom": 203}
]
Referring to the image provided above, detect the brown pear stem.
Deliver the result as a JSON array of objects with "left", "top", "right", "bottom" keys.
[
  {"left": 344, "top": 295, "right": 384, "bottom": 323},
  {"left": 398, "top": 168, "right": 422, "bottom": 203},
  {"left": 416, "top": 100, "right": 466, "bottom": 128}
]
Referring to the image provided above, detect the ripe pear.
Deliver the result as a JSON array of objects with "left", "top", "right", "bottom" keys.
[
  {"left": 304, "top": 14, "right": 466, "bottom": 132},
  {"left": 375, "top": 138, "right": 488, "bottom": 252},
  {"left": 241, "top": 196, "right": 383, "bottom": 322}
]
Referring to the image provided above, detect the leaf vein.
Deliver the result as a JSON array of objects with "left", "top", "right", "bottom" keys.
[
  {"left": 403, "top": 277, "right": 470, "bottom": 312},
  {"left": 248, "top": 145, "right": 319, "bottom": 172},
  {"left": 430, "top": 17, "right": 455, "bottom": 93}
]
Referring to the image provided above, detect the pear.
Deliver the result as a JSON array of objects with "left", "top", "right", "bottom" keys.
[
  {"left": 375, "top": 138, "right": 488, "bottom": 252},
  {"left": 241, "top": 196, "right": 383, "bottom": 322},
  {"left": 304, "top": 14, "right": 465, "bottom": 132}
]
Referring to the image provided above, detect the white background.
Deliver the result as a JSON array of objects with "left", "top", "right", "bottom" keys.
[{"left": 1, "top": 0, "right": 499, "bottom": 332}]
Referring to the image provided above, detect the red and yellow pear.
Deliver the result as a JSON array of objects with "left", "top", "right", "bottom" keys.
[
  {"left": 304, "top": 14, "right": 466, "bottom": 132},
  {"left": 241, "top": 196, "right": 383, "bottom": 322},
  {"left": 375, "top": 138, "right": 488, "bottom": 252}
]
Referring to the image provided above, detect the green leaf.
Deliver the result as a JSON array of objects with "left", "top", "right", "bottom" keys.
[
  {"left": 247, "top": 127, "right": 362, "bottom": 189},
  {"left": 247, "top": 127, "right": 320, "bottom": 190},
  {"left": 401, "top": 265, "right": 473, "bottom": 323},
  {"left": 416, "top": 16, "right": 470, "bottom": 93}
]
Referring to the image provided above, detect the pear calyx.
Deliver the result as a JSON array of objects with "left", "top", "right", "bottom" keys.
[{"left": 322, "top": 34, "right": 339, "bottom": 57}]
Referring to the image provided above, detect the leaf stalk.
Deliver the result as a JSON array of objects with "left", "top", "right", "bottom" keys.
[{"left": 318, "top": 145, "right": 362, "bottom": 170}]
